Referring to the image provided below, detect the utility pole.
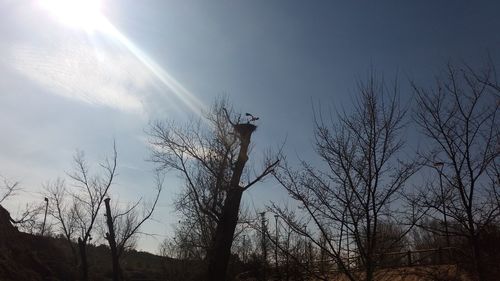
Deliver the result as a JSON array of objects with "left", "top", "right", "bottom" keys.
[
  {"left": 346, "top": 228, "right": 350, "bottom": 269},
  {"left": 242, "top": 234, "right": 248, "bottom": 263},
  {"left": 260, "top": 211, "right": 268, "bottom": 281},
  {"left": 434, "top": 162, "right": 450, "bottom": 247},
  {"left": 274, "top": 214, "right": 279, "bottom": 277},
  {"left": 41, "top": 197, "right": 48, "bottom": 236},
  {"left": 285, "top": 224, "right": 291, "bottom": 281},
  {"left": 303, "top": 224, "right": 307, "bottom": 267},
  {"left": 260, "top": 212, "right": 268, "bottom": 263}
]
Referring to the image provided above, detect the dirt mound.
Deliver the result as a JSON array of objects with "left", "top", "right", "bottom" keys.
[{"left": 0, "top": 205, "right": 73, "bottom": 281}]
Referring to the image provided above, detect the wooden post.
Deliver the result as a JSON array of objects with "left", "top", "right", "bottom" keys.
[{"left": 407, "top": 250, "right": 412, "bottom": 266}]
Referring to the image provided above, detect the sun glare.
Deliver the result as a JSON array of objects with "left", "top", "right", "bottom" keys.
[
  {"left": 40, "top": 0, "right": 106, "bottom": 32},
  {"left": 38, "top": 0, "right": 204, "bottom": 115}
]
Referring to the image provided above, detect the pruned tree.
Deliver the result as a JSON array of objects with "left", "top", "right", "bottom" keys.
[
  {"left": 149, "top": 99, "right": 279, "bottom": 281},
  {"left": 272, "top": 74, "right": 420, "bottom": 281},
  {"left": 103, "top": 172, "right": 163, "bottom": 281},
  {"left": 413, "top": 61, "right": 500, "bottom": 281}
]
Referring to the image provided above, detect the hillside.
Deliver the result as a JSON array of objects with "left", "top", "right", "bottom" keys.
[{"left": 0, "top": 204, "right": 182, "bottom": 281}]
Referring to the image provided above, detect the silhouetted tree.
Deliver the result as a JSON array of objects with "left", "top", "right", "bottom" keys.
[
  {"left": 272, "top": 74, "right": 420, "bottom": 281},
  {"left": 413, "top": 61, "right": 500, "bottom": 281},
  {"left": 46, "top": 145, "right": 117, "bottom": 281},
  {"left": 0, "top": 174, "right": 44, "bottom": 232},
  {"left": 103, "top": 173, "right": 163, "bottom": 281},
  {"left": 45, "top": 178, "right": 79, "bottom": 268},
  {"left": 0, "top": 174, "right": 19, "bottom": 205},
  {"left": 149, "top": 99, "right": 279, "bottom": 281}
]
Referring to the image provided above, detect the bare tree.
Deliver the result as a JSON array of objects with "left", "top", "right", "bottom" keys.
[
  {"left": 261, "top": 213, "right": 313, "bottom": 281},
  {"left": 272, "top": 75, "right": 420, "bottom": 281},
  {"left": 0, "top": 174, "right": 19, "bottom": 205},
  {"left": 103, "top": 172, "right": 163, "bottom": 281},
  {"left": 45, "top": 178, "right": 80, "bottom": 267},
  {"left": 171, "top": 181, "right": 220, "bottom": 260},
  {"left": 413, "top": 61, "right": 500, "bottom": 281},
  {"left": 168, "top": 198, "right": 253, "bottom": 265},
  {"left": 149, "top": 99, "right": 279, "bottom": 281},
  {"left": 6, "top": 202, "right": 47, "bottom": 235},
  {"left": 0, "top": 175, "right": 49, "bottom": 235},
  {"left": 45, "top": 145, "right": 117, "bottom": 281}
]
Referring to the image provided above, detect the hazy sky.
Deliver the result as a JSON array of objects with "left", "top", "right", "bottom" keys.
[{"left": 1, "top": 0, "right": 499, "bottom": 253}]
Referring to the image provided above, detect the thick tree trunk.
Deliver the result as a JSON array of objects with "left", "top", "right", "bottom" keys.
[
  {"left": 206, "top": 123, "right": 255, "bottom": 281},
  {"left": 77, "top": 238, "right": 88, "bottom": 281},
  {"left": 470, "top": 234, "right": 486, "bottom": 281},
  {"left": 104, "top": 198, "right": 122, "bottom": 281},
  {"left": 207, "top": 189, "right": 244, "bottom": 281}
]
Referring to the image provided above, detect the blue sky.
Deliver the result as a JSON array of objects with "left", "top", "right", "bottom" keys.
[{"left": 1, "top": 0, "right": 499, "bottom": 253}]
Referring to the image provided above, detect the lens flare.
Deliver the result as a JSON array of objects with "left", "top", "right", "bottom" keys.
[
  {"left": 39, "top": 0, "right": 203, "bottom": 115},
  {"left": 40, "top": 0, "right": 106, "bottom": 32}
]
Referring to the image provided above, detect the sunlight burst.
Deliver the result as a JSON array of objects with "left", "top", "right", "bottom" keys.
[
  {"left": 40, "top": 0, "right": 107, "bottom": 32},
  {"left": 38, "top": 0, "right": 203, "bottom": 116}
]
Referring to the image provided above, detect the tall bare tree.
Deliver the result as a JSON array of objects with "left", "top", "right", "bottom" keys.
[
  {"left": 45, "top": 178, "right": 81, "bottom": 269},
  {"left": 46, "top": 145, "right": 117, "bottom": 281},
  {"left": 413, "top": 62, "right": 500, "bottom": 281},
  {"left": 273, "top": 75, "right": 420, "bottom": 281},
  {"left": 149, "top": 99, "right": 279, "bottom": 281}
]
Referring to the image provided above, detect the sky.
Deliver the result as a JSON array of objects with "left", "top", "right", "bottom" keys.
[{"left": 1, "top": 0, "right": 499, "bottom": 253}]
